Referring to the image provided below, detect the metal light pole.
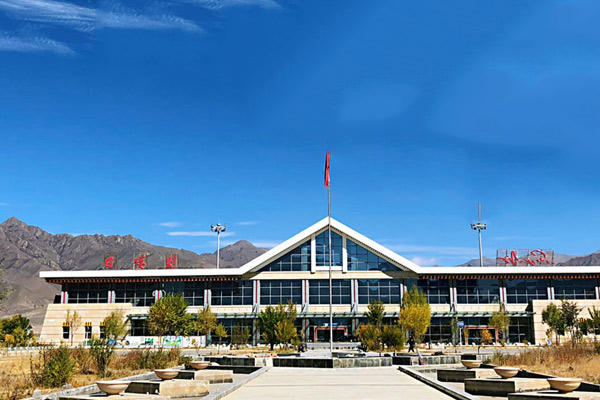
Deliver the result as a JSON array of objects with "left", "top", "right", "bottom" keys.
[
  {"left": 470, "top": 202, "right": 487, "bottom": 267},
  {"left": 211, "top": 223, "right": 226, "bottom": 269}
]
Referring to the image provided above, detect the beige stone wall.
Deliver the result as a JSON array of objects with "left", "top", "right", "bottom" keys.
[
  {"left": 531, "top": 299, "right": 600, "bottom": 345},
  {"left": 39, "top": 303, "right": 134, "bottom": 345}
]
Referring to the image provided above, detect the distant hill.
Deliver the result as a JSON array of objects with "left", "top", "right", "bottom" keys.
[
  {"left": 558, "top": 250, "right": 600, "bottom": 266},
  {"left": 0, "top": 217, "right": 268, "bottom": 331},
  {"left": 458, "top": 252, "right": 575, "bottom": 267}
]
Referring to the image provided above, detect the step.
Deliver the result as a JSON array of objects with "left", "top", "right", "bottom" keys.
[
  {"left": 125, "top": 379, "right": 209, "bottom": 397},
  {"left": 465, "top": 377, "right": 551, "bottom": 396},
  {"left": 437, "top": 368, "right": 498, "bottom": 382},
  {"left": 176, "top": 370, "right": 233, "bottom": 383}
]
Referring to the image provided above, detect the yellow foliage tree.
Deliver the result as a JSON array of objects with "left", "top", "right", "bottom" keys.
[{"left": 398, "top": 286, "right": 431, "bottom": 344}]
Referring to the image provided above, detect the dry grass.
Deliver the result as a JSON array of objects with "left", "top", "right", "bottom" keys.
[
  {"left": 491, "top": 343, "right": 600, "bottom": 384},
  {"left": 0, "top": 350, "right": 177, "bottom": 400}
]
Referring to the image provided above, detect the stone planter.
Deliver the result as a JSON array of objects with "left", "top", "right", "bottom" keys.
[
  {"left": 96, "top": 380, "right": 131, "bottom": 395},
  {"left": 494, "top": 367, "right": 520, "bottom": 379},
  {"left": 461, "top": 360, "right": 481, "bottom": 369},
  {"left": 547, "top": 378, "right": 583, "bottom": 393},
  {"left": 154, "top": 369, "right": 180, "bottom": 380},
  {"left": 190, "top": 361, "right": 210, "bottom": 370}
]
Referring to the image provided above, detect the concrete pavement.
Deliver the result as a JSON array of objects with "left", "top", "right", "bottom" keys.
[{"left": 222, "top": 367, "right": 455, "bottom": 400}]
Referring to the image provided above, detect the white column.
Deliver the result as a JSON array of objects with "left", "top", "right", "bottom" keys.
[
  {"left": 595, "top": 278, "right": 600, "bottom": 300},
  {"left": 342, "top": 236, "right": 348, "bottom": 273},
  {"left": 449, "top": 280, "right": 457, "bottom": 312},
  {"left": 301, "top": 279, "right": 309, "bottom": 313},
  {"left": 310, "top": 234, "right": 316, "bottom": 273},
  {"left": 253, "top": 280, "right": 260, "bottom": 313},
  {"left": 548, "top": 279, "right": 555, "bottom": 300},
  {"left": 61, "top": 291, "right": 68, "bottom": 304},
  {"left": 204, "top": 287, "right": 211, "bottom": 309},
  {"left": 350, "top": 279, "right": 358, "bottom": 312},
  {"left": 108, "top": 290, "right": 116, "bottom": 304}
]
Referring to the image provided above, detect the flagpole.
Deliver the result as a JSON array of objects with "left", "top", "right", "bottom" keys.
[{"left": 328, "top": 181, "right": 333, "bottom": 355}]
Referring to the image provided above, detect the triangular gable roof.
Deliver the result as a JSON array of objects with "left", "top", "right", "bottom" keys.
[{"left": 239, "top": 217, "right": 424, "bottom": 274}]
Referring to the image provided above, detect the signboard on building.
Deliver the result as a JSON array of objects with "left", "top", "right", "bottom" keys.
[
  {"left": 134, "top": 253, "right": 148, "bottom": 270},
  {"left": 496, "top": 249, "right": 554, "bottom": 266},
  {"left": 104, "top": 254, "right": 117, "bottom": 269},
  {"left": 165, "top": 253, "right": 178, "bottom": 269}
]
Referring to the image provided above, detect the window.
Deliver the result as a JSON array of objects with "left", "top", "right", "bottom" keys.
[
  {"left": 211, "top": 281, "right": 253, "bottom": 306},
  {"left": 347, "top": 240, "right": 398, "bottom": 271},
  {"left": 260, "top": 280, "right": 302, "bottom": 305},
  {"left": 99, "top": 325, "right": 105, "bottom": 339},
  {"left": 424, "top": 317, "right": 452, "bottom": 344},
  {"left": 84, "top": 325, "right": 92, "bottom": 340},
  {"left": 263, "top": 241, "right": 311, "bottom": 272},
  {"left": 163, "top": 281, "right": 205, "bottom": 306},
  {"left": 315, "top": 230, "right": 343, "bottom": 266},
  {"left": 115, "top": 282, "right": 158, "bottom": 307},
  {"left": 553, "top": 279, "right": 597, "bottom": 300},
  {"left": 62, "top": 326, "right": 70, "bottom": 340},
  {"left": 130, "top": 319, "right": 149, "bottom": 336},
  {"left": 456, "top": 279, "right": 500, "bottom": 304},
  {"left": 405, "top": 279, "right": 450, "bottom": 304},
  {"left": 65, "top": 282, "right": 109, "bottom": 304},
  {"left": 358, "top": 279, "right": 401, "bottom": 304},
  {"left": 309, "top": 280, "right": 351, "bottom": 305},
  {"left": 505, "top": 279, "right": 548, "bottom": 304},
  {"left": 508, "top": 317, "right": 532, "bottom": 343}
]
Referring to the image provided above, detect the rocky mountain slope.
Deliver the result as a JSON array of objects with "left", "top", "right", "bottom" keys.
[{"left": 0, "top": 217, "right": 268, "bottom": 330}]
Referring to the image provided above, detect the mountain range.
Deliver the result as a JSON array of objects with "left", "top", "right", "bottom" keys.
[{"left": 1, "top": 217, "right": 599, "bottom": 333}]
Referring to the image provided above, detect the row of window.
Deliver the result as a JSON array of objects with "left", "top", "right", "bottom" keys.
[{"left": 61, "top": 278, "right": 600, "bottom": 306}]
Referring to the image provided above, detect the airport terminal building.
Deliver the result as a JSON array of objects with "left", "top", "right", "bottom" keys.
[{"left": 39, "top": 218, "right": 600, "bottom": 346}]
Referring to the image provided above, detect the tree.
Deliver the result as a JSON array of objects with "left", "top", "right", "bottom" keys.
[
  {"left": 65, "top": 310, "right": 82, "bottom": 346},
  {"left": 589, "top": 306, "right": 600, "bottom": 338},
  {"left": 490, "top": 303, "right": 511, "bottom": 343},
  {"left": 560, "top": 300, "right": 582, "bottom": 344},
  {"left": 0, "top": 314, "right": 34, "bottom": 346},
  {"left": 381, "top": 325, "right": 405, "bottom": 351},
  {"left": 195, "top": 306, "right": 218, "bottom": 344},
  {"left": 148, "top": 294, "right": 194, "bottom": 344},
  {"left": 275, "top": 319, "right": 297, "bottom": 347},
  {"left": 103, "top": 310, "right": 128, "bottom": 341},
  {"left": 366, "top": 300, "right": 385, "bottom": 328},
  {"left": 214, "top": 323, "right": 228, "bottom": 354},
  {"left": 399, "top": 286, "right": 431, "bottom": 344},
  {"left": 358, "top": 324, "right": 381, "bottom": 351},
  {"left": 450, "top": 315, "right": 459, "bottom": 346},
  {"left": 256, "top": 302, "right": 297, "bottom": 350},
  {"left": 90, "top": 311, "right": 128, "bottom": 377},
  {"left": 542, "top": 303, "right": 564, "bottom": 344},
  {"left": 231, "top": 325, "right": 252, "bottom": 348},
  {"left": 481, "top": 329, "right": 493, "bottom": 345}
]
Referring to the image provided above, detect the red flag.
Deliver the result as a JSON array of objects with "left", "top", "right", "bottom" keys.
[{"left": 324, "top": 151, "right": 330, "bottom": 188}]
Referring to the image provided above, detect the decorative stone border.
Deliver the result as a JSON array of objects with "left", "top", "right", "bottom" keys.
[
  {"left": 397, "top": 365, "right": 482, "bottom": 400},
  {"left": 201, "top": 367, "right": 269, "bottom": 400}
]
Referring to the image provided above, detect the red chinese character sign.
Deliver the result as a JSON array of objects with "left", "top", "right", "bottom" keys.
[
  {"left": 496, "top": 249, "right": 554, "bottom": 266},
  {"left": 104, "top": 255, "right": 117, "bottom": 269},
  {"left": 134, "top": 253, "right": 148, "bottom": 270},
  {"left": 165, "top": 253, "right": 178, "bottom": 269}
]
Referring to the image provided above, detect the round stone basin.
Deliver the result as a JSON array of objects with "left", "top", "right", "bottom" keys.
[
  {"left": 548, "top": 378, "right": 583, "bottom": 393},
  {"left": 461, "top": 360, "right": 481, "bottom": 369},
  {"left": 190, "top": 361, "right": 210, "bottom": 370},
  {"left": 96, "top": 380, "right": 130, "bottom": 395},
  {"left": 494, "top": 367, "right": 520, "bottom": 379},
  {"left": 154, "top": 369, "right": 180, "bottom": 380}
]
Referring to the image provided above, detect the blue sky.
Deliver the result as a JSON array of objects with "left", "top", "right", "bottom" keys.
[{"left": 1, "top": 0, "right": 600, "bottom": 266}]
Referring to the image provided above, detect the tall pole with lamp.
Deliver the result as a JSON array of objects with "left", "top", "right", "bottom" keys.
[
  {"left": 471, "top": 203, "right": 487, "bottom": 267},
  {"left": 211, "top": 223, "right": 227, "bottom": 269},
  {"left": 324, "top": 151, "right": 333, "bottom": 355}
]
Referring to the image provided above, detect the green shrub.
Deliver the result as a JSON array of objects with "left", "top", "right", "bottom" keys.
[
  {"left": 381, "top": 325, "right": 405, "bottom": 351},
  {"left": 72, "top": 346, "right": 95, "bottom": 374},
  {"left": 113, "top": 348, "right": 189, "bottom": 371},
  {"left": 32, "top": 345, "right": 75, "bottom": 388},
  {"left": 90, "top": 337, "right": 115, "bottom": 377}
]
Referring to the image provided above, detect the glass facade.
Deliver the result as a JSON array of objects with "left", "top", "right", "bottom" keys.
[
  {"left": 508, "top": 317, "right": 532, "bottom": 343},
  {"left": 130, "top": 318, "right": 149, "bottom": 336},
  {"left": 424, "top": 317, "right": 452, "bottom": 344},
  {"left": 347, "top": 240, "right": 398, "bottom": 271},
  {"left": 553, "top": 279, "right": 597, "bottom": 300},
  {"left": 263, "top": 241, "right": 311, "bottom": 272},
  {"left": 456, "top": 279, "right": 500, "bottom": 304},
  {"left": 315, "top": 230, "right": 343, "bottom": 266},
  {"left": 357, "top": 279, "right": 401, "bottom": 304},
  {"left": 211, "top": 281, "right": 253, "bottom": 306},
  {"left": 115, "top": 282, "right": 158, "bottom": 307},
  {"left": 405, "top": 279, "right": 450, "bottom": 304},
  {"left": 505, "top": 279, "right": 548, "bottom": 304},
  {"left": 309, "top": 279, "right": 351, "bottom": 305},
  {"left": 64, "top": 282, "right": 109, "bottom": 304},
  {"left": 260, "top": 280, "right": 302, "bottom": 305},
  {"left": 163, "top": 281, "right": 205, "bottom": 306}
]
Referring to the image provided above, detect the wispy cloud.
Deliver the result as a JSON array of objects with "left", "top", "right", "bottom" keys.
[
  {"left": 0, "top": 0, "right": 95, "bottom": 31},
  {"left": 251, "top": 240, "right": 279, "bottom": 248},
  {"left": 187, "top": 0, "right": 280, "bottom": 11},
  {"left": 411, "top": 256, "right": 439, "bottom": 267},
  {"left": 98, "top": 8, "right": 202, "bottom": 33},
  {"left": 0, "top": 32, "right": 73, "bottom": 54},
  {"left": 159, "top": 221, "right": 181, "bottom": 227},
  {"left": 167, "top": 231, "right": 235, "bottom": 237},
  {"left": 236, "top": 220, "right": 259, "bottom": 226}
]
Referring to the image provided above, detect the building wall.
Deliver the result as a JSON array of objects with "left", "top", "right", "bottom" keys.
[{"left": 531, "top": 299, "right": 600, "bottom": 345}]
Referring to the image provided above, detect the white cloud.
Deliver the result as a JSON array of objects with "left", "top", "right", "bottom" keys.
[
  {"left": 0, "top": 0, "right": 95, "bottom": 31},
  {"left": 236, "top": 220, "right": 259, "bottom": 226},
  {"left": 159, "top": 221, "right": 181, "bottom": 227},
  {"left": 98, "top": 8, "right": 202, "bottom": 33},
  {"left": 188, "top": 0, "right": 280, "bottom": 10},
  {"left": 0, "top": 32, "right": 73, "bottom": 54},
  {"left": 411, "top": 256, "right": 438, "bottom": 267},
  {"left": 251, "top": 241, "right": 279, "bottom": 248},
  {"left": 167, "top": 231, "right": 235, "bottom": 237}
]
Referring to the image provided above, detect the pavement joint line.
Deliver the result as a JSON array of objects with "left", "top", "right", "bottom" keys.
[
  {"left": 201, "top": 366, "right": 270, "bottom": 400},
  {"left": 397, "top": 365, "right": 482, "bottom": 400}
]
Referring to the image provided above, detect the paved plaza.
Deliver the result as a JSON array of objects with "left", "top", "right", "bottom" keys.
[{"left": 223, "top": 367, "right": 454, "bottom": 400}]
